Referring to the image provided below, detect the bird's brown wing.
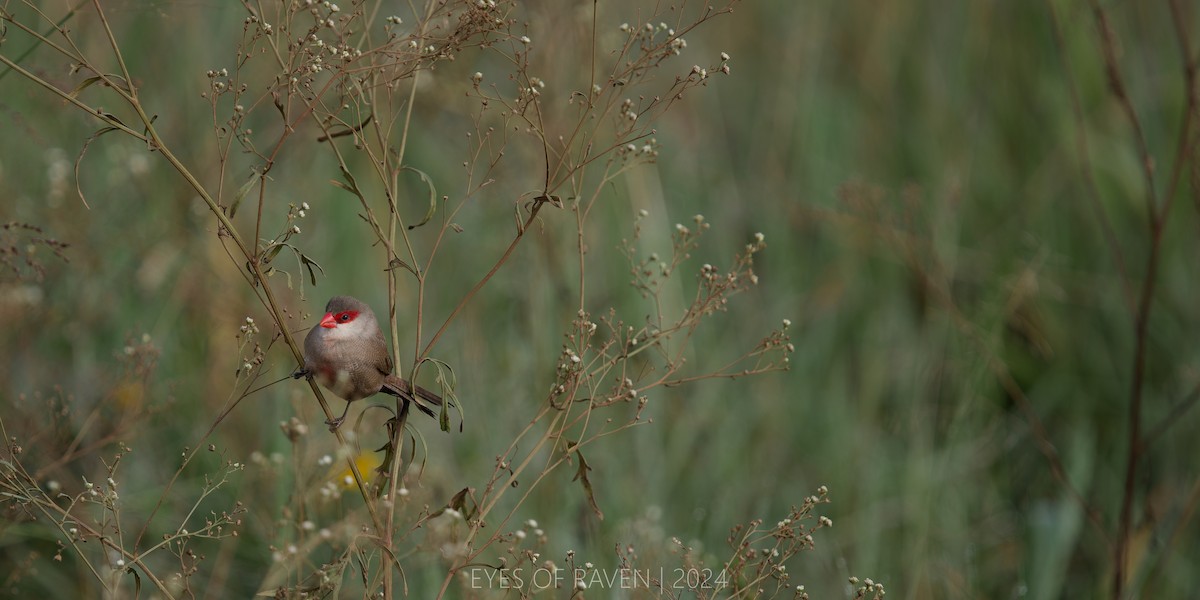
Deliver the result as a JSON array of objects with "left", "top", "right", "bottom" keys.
[
  {"left": 369, "top": 323, "right": 445, "bottom": 421},
  {"left": 380, "top": 376, "right": 443, "bottom": 418},
  {"left": 372, "top": 327, "right": 392, "bottom": 376}
]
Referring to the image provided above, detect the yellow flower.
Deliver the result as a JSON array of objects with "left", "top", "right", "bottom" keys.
[
  {"left": 331, "top": 451, "right": 382, "bottom": 490},
  {"left": 113, "top": 380, "right": 145, "bottom": 411}
]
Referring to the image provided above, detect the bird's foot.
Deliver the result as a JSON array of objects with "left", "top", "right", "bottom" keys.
[
  {"left": 325, "top": 415, "right": 346, "bottom": 431},
  {"left": 292, "top": 368, "right": 310, "bottom": 380}
]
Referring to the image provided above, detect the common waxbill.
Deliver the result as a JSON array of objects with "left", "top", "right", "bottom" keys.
[{"left": 294, "top": 295, "right": 443, "bottom": 430}]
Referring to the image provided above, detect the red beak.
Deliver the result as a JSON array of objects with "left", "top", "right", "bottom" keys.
[{"left": 319, "top": 312, "right": 338, "bottom": 328}]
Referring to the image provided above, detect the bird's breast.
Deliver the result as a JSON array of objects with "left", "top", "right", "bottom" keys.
[{"left": 313, "top": 365, "right": 359, "bottom": 400}]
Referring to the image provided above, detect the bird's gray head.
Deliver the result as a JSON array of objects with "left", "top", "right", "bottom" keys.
[
  {"left": 325, "top": 295, "right": 371, "bottom": 315},
  {"left": 316, "top": 295, "right": 378, "bottom": 335}
]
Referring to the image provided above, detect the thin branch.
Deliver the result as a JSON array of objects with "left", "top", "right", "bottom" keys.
[
  {"left": 420, "top": 200, "right": 547, "bottom": 359},
  {"left": 1085, "top": 1, "right": 1175, "bottom": 595}
]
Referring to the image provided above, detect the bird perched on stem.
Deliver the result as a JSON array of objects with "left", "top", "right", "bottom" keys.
[{"left": 293, "top": 295, "right": 443, "bottom": 430}]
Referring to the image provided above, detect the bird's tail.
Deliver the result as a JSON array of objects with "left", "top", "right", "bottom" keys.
[{"left": 381, "top": 375, "right": 445, "bottom": 419}]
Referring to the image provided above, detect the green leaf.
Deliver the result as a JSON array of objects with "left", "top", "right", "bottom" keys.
[
  {"left": 332, "top": 165, "right": 365, "bottom": 202},
  {"left": 68, "top": 75, "right": 104, "bottom": 99},
  {"left": 262, "top": 243, "right": 284, "bottom": 264},
  {"left": 300, "top": 253, "right": 325, "bottom": 286},
  {"left": 418, "top": 357, "right": 462, "bottom": 433},
  {"left": 229, "top": 171, "right": 258, "bottom": 218}
]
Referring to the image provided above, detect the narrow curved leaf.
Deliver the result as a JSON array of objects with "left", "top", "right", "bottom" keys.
[
  {"left": 68, "top": 75, "right": 104, "bottom": 99},
  {"left": 385, "top": 257, "right": 419, "bottom": 279},
  {"left": 300, "top": 253, "right": 324, "bottom": 286},
  {"left": 569, "top": 442, "right": 604, "bottom": 520},
  {"left": 229, "top": 172, "right": 258, "bottom": 218},
  {"left": 74, "top": 125, "right": 120, "bottom": 209},
  {"left": 401, "top": 166, "right": 437, "bottom": 230}
]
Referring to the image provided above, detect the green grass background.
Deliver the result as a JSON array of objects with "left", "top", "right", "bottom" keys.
[{"left": 2, "top": 0, "right": 1198, "bottom": 597}]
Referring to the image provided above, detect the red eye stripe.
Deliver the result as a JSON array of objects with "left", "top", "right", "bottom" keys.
[{"left": 336, "top": 310, "right": 359, "bottom": 323}]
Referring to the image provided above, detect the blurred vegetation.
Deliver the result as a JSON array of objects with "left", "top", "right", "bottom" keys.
[{"left": 1, "top": 0, "right": 1198, "bottom": 598}]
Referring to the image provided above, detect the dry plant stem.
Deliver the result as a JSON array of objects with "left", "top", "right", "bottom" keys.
[
  {"left": 0, "top": 418, "right": 174, "bottom": 597},
  {"left": 0, "top": 54, "right": 146, "bottom": 143},
  {"left": 431, "top": 286, "right": 773, "bottom": 598},
  {"left": 6, "top": 1, "right": 775, "bottom": 595},
  {"left": 381, "top": 10, "right": 436, "bottom": 597},
  {"left": 0, "top": 23, "right": 277, "bottom": 597},
  {"left": 132, "top": 372, "right": 269, "bottom": 551},
  {"left": 1046, "top": 1, "right": 1199, "bottom": 595},
  {"left": 1115, "top": 231, "right": 1158, "bottom": 599},
  {"left": 30, "top": 389, "right": 136, "bottom": 480},
  {"left": 426, "top": 410, "right": 558, "bottom": 596},
  {"left": 435, "top": 405, "right": 563, "bottom": 598},
  {"left": 420, "top": 202, "right": 549, "bottom": 359},
  {"left": 0, "top": 0, "right": 86, "bottom": 85},
  {"left": 151, "top": 86, "right": 385, "bottom": 540},
  {"left": 1086, "top": 1, "right": 1187, "bottom": 596},
  {"left": 90, "top": 0, "right": 133, "bottom": 97},
  {"left": 0, "top": 389, "right": 248, "bottom": 596},
  {"left": 3, "top": 0, "right": 386, "bottom": 538}
]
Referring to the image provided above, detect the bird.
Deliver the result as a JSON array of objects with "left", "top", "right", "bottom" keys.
[{"left": 294, "top": 295, "right": 443, "bottom": 430}]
